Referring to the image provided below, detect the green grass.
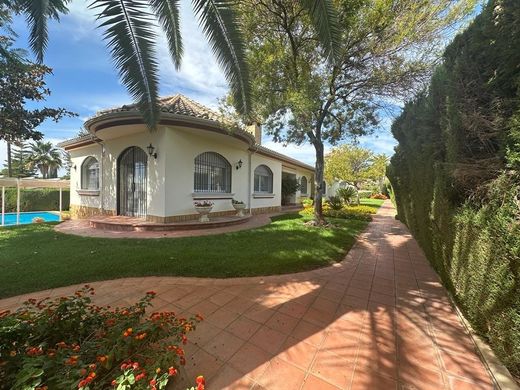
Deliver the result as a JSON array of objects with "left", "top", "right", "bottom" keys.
[
  {"left": 0, "top": 213, "right": 371, "bottom": 299},
  {"left": 359, "top": 198, "right": 385, "bottom": 208}
]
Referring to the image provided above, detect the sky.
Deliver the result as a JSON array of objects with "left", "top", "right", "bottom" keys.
[{"left": 0, "top": 0, "right": 399, "bottom": 170}]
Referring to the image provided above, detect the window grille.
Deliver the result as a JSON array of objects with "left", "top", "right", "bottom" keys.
[
  {"left": 194, "top": 152, "right": 231, "bottom": 192},
  {"left": 81, "top": 156, "right": 99, "bottom": 190},
  {"left": 254, "top": 165, "right": 273, "bottom": 193},
  {"left": 300, "top": 176, "right": 308, "bottom": 194}
]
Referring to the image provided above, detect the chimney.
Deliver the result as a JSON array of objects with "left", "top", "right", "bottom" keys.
[{"left": 246, "top": 122, "right": 262, "bottom": 145}]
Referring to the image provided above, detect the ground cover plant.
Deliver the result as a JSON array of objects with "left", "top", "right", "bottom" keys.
[
  {"left": 0, "top": 208, "right": 380, "bottom": 298},
  {"left": 0, "top": 286, "right": 202, "bottom": 390}
]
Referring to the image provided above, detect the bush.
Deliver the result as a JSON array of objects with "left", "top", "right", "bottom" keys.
[
  {"left": 337, "top": 186, "right": 357, "bottom": 204},
  {"left": 388, "top": 0, "right": 520, "bottom": 376},
  {"left": 0, "top": 286, "right": 202, "bottom": 390},
  {"left": 301, "top": 203, "right": 375, "bottom": 221},
  {"left": 301, "top": 198, "right": 313, "bottom": 208},
  {"left": 326, "top": 196, "right": 343, "bottom": 210},
  {"left": 370, "top": 193, "right": 388, "bottom": 200},
  {"left": 281, "top": 177, "right": 300, "bottom": 205},
  {"left": 0, "top": 188, "right": 70, "bottom": 212},
  {"left": 357, "top": 190, "right": 372, "bottom": 199}
]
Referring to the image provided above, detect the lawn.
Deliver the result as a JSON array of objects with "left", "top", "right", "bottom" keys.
[{"left": 0, "top": 214, "right": 368, "bottom": 299}]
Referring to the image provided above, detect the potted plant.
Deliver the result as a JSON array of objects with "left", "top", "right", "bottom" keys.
[
  {"left": 231, "top": 199, "right": 246, "bottom": 217},
  {"left": 194, "top": 200, "right": 214, "bottom": 222}
]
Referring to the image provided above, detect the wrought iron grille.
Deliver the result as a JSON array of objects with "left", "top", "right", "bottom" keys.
[
  {"left": 300, "top": 176, "right": 308, "bottom": 194},
  {"left": 118, "top": 146, "right": 148, "bottom": 217},
  {"left": 81, "top": 156, "right": 99, "bottom": 190},
  {"left": 254, "top": 165, "right": 273, "bottom": 193},
  {"left": 194, "top": 152, "right": 231, "bottom": 193}
]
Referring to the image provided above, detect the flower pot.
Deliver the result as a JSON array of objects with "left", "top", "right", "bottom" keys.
[
  {"left": 194, "top": 206, "right": 213, "bottom": 222},
  {"left": 232, "top": 203, "right": 246, "bottom": 217}
]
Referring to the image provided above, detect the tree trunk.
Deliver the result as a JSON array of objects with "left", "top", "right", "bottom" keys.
[
  {"left": 313, "top": 140, "right": 326, "bottom": 224},
  {"left": 354, "top": 181, "right": 360, "bottom": 205},
  {"left": 7, "top": 142, "right": 12, "bottom": 177}
]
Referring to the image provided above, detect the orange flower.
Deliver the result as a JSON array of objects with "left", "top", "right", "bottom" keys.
[
  {"left": 9, "top": 351, "right": 16, "bottom": 357},
  {"left": 97, "top": 355, "right": 108, "bottom": 363}
]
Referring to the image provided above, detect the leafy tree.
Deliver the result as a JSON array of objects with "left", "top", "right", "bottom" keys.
[
  {"left": 28, "top": 140, "right": 63, "bottom": 179},
  {"left": 0, "top": 35, "right": 75, "bottom": 176},
  {"left": 324, "top": 144, "right": 386, "bottom": 203},
  {"left": 238, "top": 0, "right": 476, "bottom": 223},
  {"left": 0, "top": 141, "right": 34, "bottom": 177},
  {"left": 4, "top": 0, "right": 341, "bottom": 128}
]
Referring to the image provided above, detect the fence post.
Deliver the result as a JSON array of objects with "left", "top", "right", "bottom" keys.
[
  {"left": 16, "top": 179, "right": 20, "bottom": 225},
  {"left": 1, "top": 186, "right": 4, "bottom": 226},
  {"left": 59, "top": 186, "right": 63, "bottom": 221}
]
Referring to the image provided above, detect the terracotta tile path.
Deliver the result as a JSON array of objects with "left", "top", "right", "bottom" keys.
[{"left": 0, "top": 201, "right": 494, "bottom": 389}]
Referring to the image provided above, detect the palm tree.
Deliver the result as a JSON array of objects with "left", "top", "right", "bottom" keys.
[
  {"left": 29, "top": 141, "right": 63, "bottom": 179},
  {"left": 7, "top": 0, "right": 340, "bottom": 128}
]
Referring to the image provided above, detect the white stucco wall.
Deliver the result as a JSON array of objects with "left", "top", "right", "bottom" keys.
[{"left": 69, "top": 124, "right": 313, "bottom": 219}]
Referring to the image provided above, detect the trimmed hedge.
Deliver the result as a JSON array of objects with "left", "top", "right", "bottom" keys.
[
  {"left": 388, "top": 0, "right": 520, "bottom": 377},
  {"left": 0, "top": 188, "right": 70, "bottom": 212}
]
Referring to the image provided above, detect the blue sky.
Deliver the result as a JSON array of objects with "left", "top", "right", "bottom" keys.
[{"left": 0, "top": 0, "right": 399, "bottom": 168}]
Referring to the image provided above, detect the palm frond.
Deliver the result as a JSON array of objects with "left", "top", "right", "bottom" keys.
[
  {"left": 91, "top": 0, "right": 160, "bottom": 128},
  {"left": 149, "top": 0, "right": 183, "bottom": 70},
  {"left": 299, "top": 0, "right": 341, "bottom": 62},
  {"left": 20, "top": 0, "right": 70, "bottom": 62},
  {"left": 192, "top": 0, "right": 251, "bottom": 118}
]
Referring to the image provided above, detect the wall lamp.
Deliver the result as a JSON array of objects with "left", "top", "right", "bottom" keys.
[
  {"left": 147, "top": 143, "right": 158, "bottom": 159},
  {"left": 235, "top": 159, "right": 243, "bottom": 170}
]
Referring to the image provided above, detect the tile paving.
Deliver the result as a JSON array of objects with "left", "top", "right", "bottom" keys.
[{"left": 0, "top": 201, "right": 495, "bottom": 389}]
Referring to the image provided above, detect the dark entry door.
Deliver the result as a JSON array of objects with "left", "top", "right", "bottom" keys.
[{"left": 118, "top": 146, "right": 147, "bottom": 217}]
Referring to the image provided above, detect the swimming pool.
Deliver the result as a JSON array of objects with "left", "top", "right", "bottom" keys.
[{"left": 1, "top": 212, "right": 61, "bottom": 226}]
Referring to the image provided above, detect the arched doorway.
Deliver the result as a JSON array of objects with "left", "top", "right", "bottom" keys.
[{"left": 117, "top": 146, "right": 147, "bottom": 217}]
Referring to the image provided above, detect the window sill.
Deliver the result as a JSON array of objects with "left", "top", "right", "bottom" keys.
[
  {"left": 192, "top": 192, "right": 235, "bottom": 200},
  {"left": 253, "top": 193, "right": 275, "bottom": 199},
  {"left": 77, "top": 189, "right": 100, "bottom": 196}
]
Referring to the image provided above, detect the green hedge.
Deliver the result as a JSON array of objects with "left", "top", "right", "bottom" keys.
[
  {"left": 388, "top": 0, "right": 520, "bottom": 377},
  {"left": 0, "top": 188, "right": 70, "bottom": 212}
]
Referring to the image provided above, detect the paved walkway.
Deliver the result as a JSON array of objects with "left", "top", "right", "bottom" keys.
[{"left": 0, "top": 201, "right": 494, "bottom": 389}]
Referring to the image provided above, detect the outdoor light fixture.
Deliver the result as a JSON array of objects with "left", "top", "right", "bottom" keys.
[
  {"left": 235, "top": 159, "right": 243, "bottom": 170},
  {"left": 147, "top": 143, "right": 158, "bottom": 159}
]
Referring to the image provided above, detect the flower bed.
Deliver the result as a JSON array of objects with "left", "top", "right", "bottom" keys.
[{"left": 0, "top": 286, "right": 203, "bottom": 390}]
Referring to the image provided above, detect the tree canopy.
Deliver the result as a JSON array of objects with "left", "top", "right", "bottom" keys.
[
  {"left": 238, "top": 0, "right": 476, "bottom": 222},
  {"left": 3, "top": 0, "right": 342, "bottom": 128},
  {"left": 324, "top": 144, "right": 387, "bottom": 186}
]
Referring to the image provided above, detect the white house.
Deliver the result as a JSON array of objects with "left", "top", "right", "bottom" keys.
[{"left": 59, "top": 94, "right": 315, "bottom": 222}]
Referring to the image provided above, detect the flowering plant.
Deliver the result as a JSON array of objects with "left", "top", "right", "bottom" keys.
[
  {"left": 193, "top": 200, "right": 213, "bottom": 207},
  {"left": 0, "top": 286, "right": 203, "bottom": 390}
]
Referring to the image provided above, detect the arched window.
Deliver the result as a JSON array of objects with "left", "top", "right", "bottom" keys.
[
  {"left": 300, "top": 176, "right": 308, "bottom": 194},
  {"left": 81, "top": 156, "right": 99, "bottom": 190},
  {"left": 254, "top": 165, "right": 273, "bottom": 193},
  {"left": 194, "top": 152, "right": 231, "bottom": 192}
]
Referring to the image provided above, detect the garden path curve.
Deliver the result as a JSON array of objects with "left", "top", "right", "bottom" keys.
[{"left": 0, "top": 201, "right": 495, "bottom": 389}]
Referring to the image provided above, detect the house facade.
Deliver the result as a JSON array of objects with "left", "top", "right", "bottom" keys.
[{"left": 59, "top": 95, "right": 315, "bottom": 222}]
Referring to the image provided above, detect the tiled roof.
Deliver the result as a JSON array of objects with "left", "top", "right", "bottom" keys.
[
  {"left": 253, "top": 144, "right": 315, "bottom": 171},
  {"left": 95, "top": 94, "right": 222, "bottom": 122},
  {"left": 57, "top": 134, "right": 99, "bottom": 148}
]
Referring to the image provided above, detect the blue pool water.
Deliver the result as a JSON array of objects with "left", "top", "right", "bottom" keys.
[{"left": 1, "top": 212, "right": 60, "bottom": 226}]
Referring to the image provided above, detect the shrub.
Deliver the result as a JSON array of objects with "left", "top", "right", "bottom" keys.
[
  {"left": 0, "top": 188, "right": 70, "bottom": 212},
  {"left": 301, "top": 203, "right": 374, "bottom": 221},
  {"left": 357, "top": 190, "right": 372, "bottom": 199},
  {"left": 301, "top": 198, "right": 313, "bottom": 208},
  {"left": 370, "top": 193, "right": 388, "bottom": 200},
  {"left": 0, "top": 286, "right": 202, "bottom": 390},
  {"left": 326, "top": 196, "right": 343, "bottom": 210},
  {"left": 337, "top": 186, "right": 357, "bottom": 204},
  {"left": 281, "top": 176, "right": 300, "bottom": 205}
]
